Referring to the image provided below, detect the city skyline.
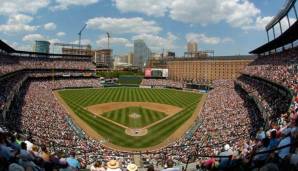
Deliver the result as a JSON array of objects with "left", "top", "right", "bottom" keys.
[{"left": 0, "top": 0, "right": 294, "bottom": 56}]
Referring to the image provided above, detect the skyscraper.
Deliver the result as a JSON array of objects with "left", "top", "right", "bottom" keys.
[
  {"left": 127, "top": 52, "right": 134, "bottom": 65},
  {"left": 187, "top": 41, "right": 198, "bottom": 53},
  {"left": 133, "top": 39, "right": 151, "bottom": 69}
]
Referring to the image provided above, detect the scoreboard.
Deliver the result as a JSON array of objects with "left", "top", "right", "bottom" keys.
[{"left": 145, "top": 68, "right": 168, "bottom": 78}]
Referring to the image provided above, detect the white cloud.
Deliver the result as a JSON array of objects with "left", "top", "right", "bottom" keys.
[
  {"left": 22, "top": 34, "right": 45, "bottom": 42},
  {"left": 71, "top": 39, "right": 92, "bottom": 45},
  {"left": 114, "top": 0, "right": 260, "bottom": 29},
  {"left": 22, "top": 34, "right": 62, "bottom": 44},
  {"left": 0, "top": 1, "right": 47, "bottom": 34},
  {"left": 96, "top": 36, "right": 132, "bottom": 48},
  {"left": 242, "top": 16, "right": 272, "bottom": 31},
  {"left": 186, "top": 33, "right": 233, "bottom": 45},
  {"left": 113, "top": 0, "right": 171, "bottom": 17},
  {"left": 8, "top": 14, "right": 33, "bottom": 24},
  {"left": 132, "top": 33, "right": 178, "bottom": 50},
  {"left": 16, "top": 44, "right": 32, "bottom": 51},
  {"left": 9, "top": 42, "right": 19, "bottom": 49},
  {"left": 170, "top": 0, "right": 260, "bottom": 29},
  {"left": 221, "top": 37, "right": 234, "bottom": 43},
  {"left": 0, "top": 14, "right": 38, "bottom": 33},
  {"left": 0, "top": 0, "right": 49, "bottom": 16},
  {"left": 51, "top": 0, "right": 99, "bottom": 11},
  {"left": 86, "top": 17, "right": 162, "bottom": 34},
  {"left": 0, "top": 24, "right": 37, "bottom": 33},
  {"left": 167, "top": 32, "right": 178, "bottom": 41},
  {"left": 243, "top": 16, "right": 296, "bottom": 31},
  {"left": 44, "top": 22, "right": 57, "bottom": 31},
  {"left": 48, "top": 39, "right": 60, "bottom": 44},
  {"left": 56, "top": 32, "right": 66, "bottom": 37}
]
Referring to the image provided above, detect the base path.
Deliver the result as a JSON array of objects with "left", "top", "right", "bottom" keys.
[{"left": 85, "top": 102, "right": 182, "bottom": 116}]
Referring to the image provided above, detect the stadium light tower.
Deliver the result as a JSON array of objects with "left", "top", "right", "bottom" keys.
[
  {"left": 78, "top": 24, "right": 87, "bottom": 48},
  {"left": 106, "top": 32, "right": 110, "bottom": 49}
]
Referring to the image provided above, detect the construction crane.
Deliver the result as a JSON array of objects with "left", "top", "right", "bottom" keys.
[
  {"left": 106, "top": 32, "right": 110, "bottom": 49},
  {"left": 78, "top": 24, "right": 87, "bottom": 48}
]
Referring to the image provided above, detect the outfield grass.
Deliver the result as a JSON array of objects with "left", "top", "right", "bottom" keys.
[
  {"left": 102, "top": 107, "right": 166, "bottom": 128},
  {"left": 118, "top": 75, "right": 143, "bottom": 85},
  {"left": 58, "top": 88, "right": 202, "bottom": 148}
]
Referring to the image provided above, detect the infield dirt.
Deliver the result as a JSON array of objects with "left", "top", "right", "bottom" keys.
[{"left": 85, "top": 102, "right": 182, "bottom": 116}]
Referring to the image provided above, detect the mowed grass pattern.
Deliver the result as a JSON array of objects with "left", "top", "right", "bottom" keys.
[
  {"left": 102, "top": 107, "right": 166, "bottom": 128},
  {"left": 58, "top": 88, "right": 202, "bottom": 148}
]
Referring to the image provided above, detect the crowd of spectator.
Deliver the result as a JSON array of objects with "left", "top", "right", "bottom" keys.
[
  {"left": 0, "top": 70, "right": 95, "bottom": 124},
  {"left": 20, "top": 78, "right": 128, "bottom": 167},
  {"left": 149, "top": 80, "right": 265, "bottom": 169},
  {"left": 243, "top": 47, "right": 297, "bottom": 92},
  {"left": 137, "top": 48, "right": 298, "bottom": 170},
  {"left": 0, "top": 55, "right": 95, "bottom": 76},
  {"left": 187, "top": 47, "right": 298, "bottom": 170},
  {"left": 0, "top": 73, "right": 28, "bottom": 115},
  {"left": 0, "top": 77, "right": 158, "bottom": 170},
  {"left": 140, "top": 79, "right": 184, "bottom": 89},
  {"left": 242, "top": 48, "right": 298, "bottom": 135},
  {"left": 236, "top": 75, "right": 291, "bottom": 120},
  {"left": 0, "top": 125, "right": 143, "bottom": 171}
]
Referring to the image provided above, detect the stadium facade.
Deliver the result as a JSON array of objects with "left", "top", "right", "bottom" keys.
[{"left": 167, "top": 56, "right": 255, "bottom": 83}]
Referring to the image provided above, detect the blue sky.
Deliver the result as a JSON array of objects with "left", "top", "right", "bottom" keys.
[{"left": 0, "top": 0, "right": 296, "bottom": 56}]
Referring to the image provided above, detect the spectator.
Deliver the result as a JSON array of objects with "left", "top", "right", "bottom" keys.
[
  {"left": 18, "top": 142, "right": 40, "bottom": 171},
  {"left": 218, "top": 144, "right": 234, "bottom": 169},
  {"left": 66, "top": 151, "right": 80, "bottom": 170},
  {"left": 162, "top": 160, "right": 179, "bottom": 171},
  {"left": 106, "top": 160, "right": 121, "bottom": 171},
  {"left": 127, "top": 163, "right": 138, "bottom": 171},
  {"left": 91, "top": 161, "right": 106, "bottom": 171}
]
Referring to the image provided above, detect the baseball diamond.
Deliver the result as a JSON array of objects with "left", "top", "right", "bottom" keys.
[{"left": 56, "top": 87, "right": 203, "bottom": 150}]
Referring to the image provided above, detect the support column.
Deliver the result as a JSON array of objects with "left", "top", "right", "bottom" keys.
[
  {"left": 294, "top": 5, "right": 298, "bottom": 19},
  {"left": 286, "top": 15, "right": 294, "bottom": 48},
  {"left": 272, "top": 27, "right": 277, "bottom": 53}
]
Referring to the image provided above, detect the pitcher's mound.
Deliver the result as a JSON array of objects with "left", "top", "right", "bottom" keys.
[
  {"left": 125, "top": 128, "right": 148, "bottom": 136},
  {"left": 129, "top": 113, "right": 141, "bottom": 119}
]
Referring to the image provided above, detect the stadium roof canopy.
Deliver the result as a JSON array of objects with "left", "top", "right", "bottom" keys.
[
  {"left": 266, "top": 0, "right": 296, "bottom": 31},
  {"left": 250, "top": 20, "right": 298, "bottom": 54},
  {"left": 0, "top": 39, "right": 91, "bottom": 59},
  {"left": 14, "top": 50, "right": 92, "bottom": 59},
  {"left": 0, "top": 40, "right": 16, "bottom": 53}
]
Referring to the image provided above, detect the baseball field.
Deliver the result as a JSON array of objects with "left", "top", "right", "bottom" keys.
[{"left": 56, "top": 87, "right": 203, "bottom": 151}]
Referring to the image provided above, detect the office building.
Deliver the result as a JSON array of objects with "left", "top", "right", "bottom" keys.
[
  {"left": 34, "top": 41, "right": 50, "bottom": 54},
  {"left": 94, "top": 49, "right": 113, "bottom": 68},
  {"left": 133, "top": 39, "right": 151, "bottom": 69}
]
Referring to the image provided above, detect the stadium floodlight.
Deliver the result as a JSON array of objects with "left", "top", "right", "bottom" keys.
[
  {"left": 107, "top": 32, "right": 110, "bottom": 49},
  {"left": 78, "top": 24, "right": 87, "bottom": 49}
]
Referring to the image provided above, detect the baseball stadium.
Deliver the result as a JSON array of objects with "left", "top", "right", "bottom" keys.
[{"left": 0, "top": 0, "right": 297, "bottom": 171}]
